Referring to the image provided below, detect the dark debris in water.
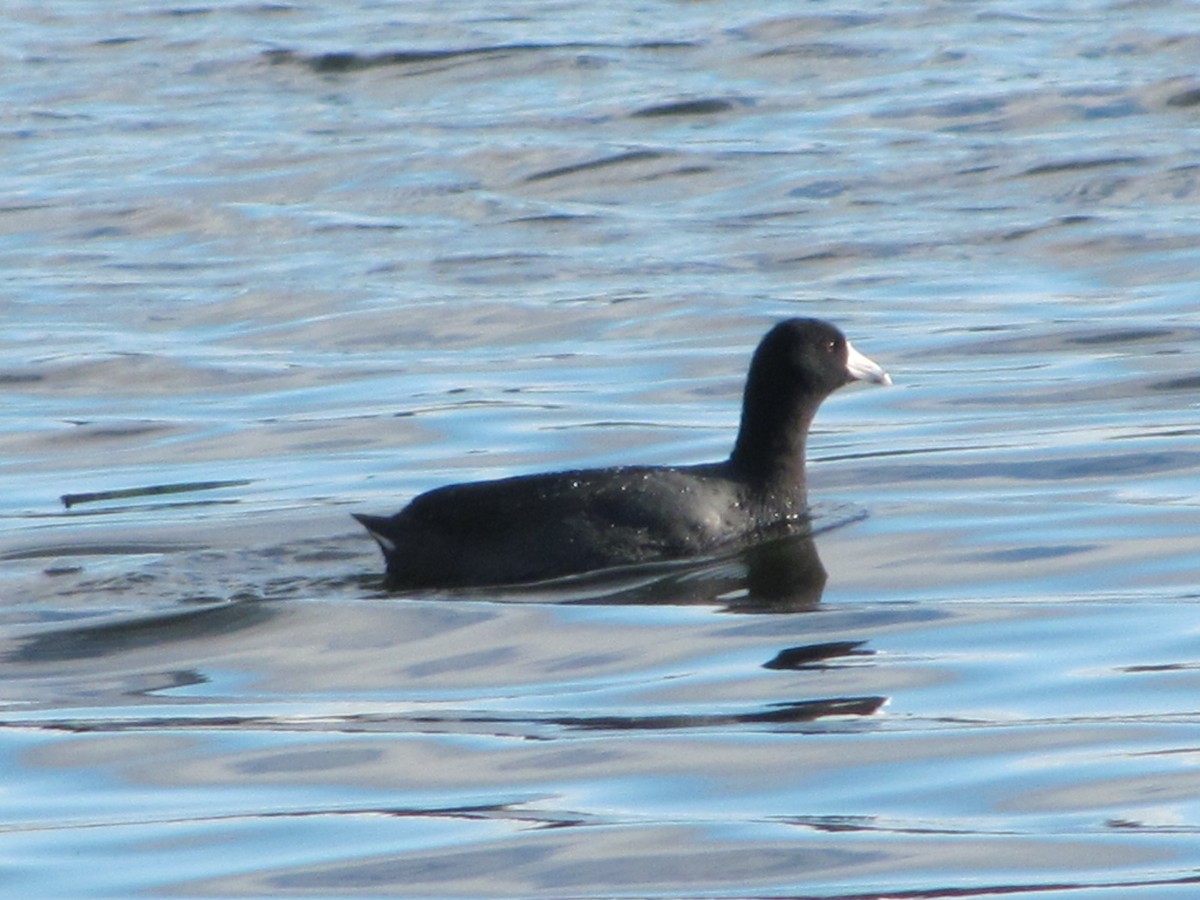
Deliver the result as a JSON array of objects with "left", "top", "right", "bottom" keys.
[{"left": 61, "top": 479, "right": 252, "bottom": 509}]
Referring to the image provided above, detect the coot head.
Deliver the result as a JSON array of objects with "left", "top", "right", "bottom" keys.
[{"left": 729, "top": 318, "right": 890, "bottom": 483}]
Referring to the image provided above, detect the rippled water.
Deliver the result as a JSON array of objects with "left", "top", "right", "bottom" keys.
[{"left": 3, "top": 1, "right": 1200, "bottom": 897}]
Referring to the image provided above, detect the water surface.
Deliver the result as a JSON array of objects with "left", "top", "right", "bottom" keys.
[{"left": 3, "top": 1, "right": 1200, "bottom": 897}]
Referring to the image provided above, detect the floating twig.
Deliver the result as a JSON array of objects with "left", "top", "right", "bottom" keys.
[{"left": 61, "top": 480, "right": 251, "bottom": 509}]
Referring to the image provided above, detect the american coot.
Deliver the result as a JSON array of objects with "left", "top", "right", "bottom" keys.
[{"left": 355, "top": 318, "right": 890, "bottom": 589}]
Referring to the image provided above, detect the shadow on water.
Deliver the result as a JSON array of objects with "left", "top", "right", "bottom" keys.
[
  {"left": 405, "top": 507, "right": 863, "bottom": 613},
  {"left": 6, "top": 600, "right": 280, "bottom": 665},
  {"left": 555, "top": 529, "right": 831, "bottom": 613},
  {"left": 383, "top": 528, "right": 830, "bottom": 612}
]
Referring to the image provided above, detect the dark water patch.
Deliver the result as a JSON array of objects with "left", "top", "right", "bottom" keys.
[
  {"left": 523, "top": 149, "right": 667, "bottom": 183},
  {"left": 403, "top": 645, "right": 521, "bottom": 680},
  {"left": 1166, "top": 85, "right": 1200, "bottom": 107},
  {"left": 1066, "top": 328, "right": 1174, "bottom": 346},
  {"left": 874, "top": 96, "right": 1009, "bottom": 121},
  {"left": 526, "top": 695, "right": 887, "bottom": 730},
  {"left": 776, "top": 240, "right": 923, "bottom": 264},
  {"left": 43, "top": 564, "right": 83, "bottom": 577},
  {"left": 264, "top": 41, "right": 697, "bottom": 74},
  {"left": 930, "top": 97, "right": 1008, "bottom": 118},
  {"left": 1, "top": 695, "right": 887, "bottom": 736},
  {"left": 1000, "top": 214, "right": 1095, "bottom": 241},
  {"left": 969, "top": 544, "right": 1095, "bottom": 564},
  {"left": 76, "top": 225, "right": 129, "bottom": 240},
  {"left": 735, "top": 13, "right": 881, "bottom": 40},
  {"left": 1114, "top": 427, "right": 1200, "bottom": 441},
  {"left": 1149, "top": 375, "right": 1200, "bottom": 392},
  {"left": 955, "top": 163, "right": 1002, "bottom": 177},
  {"left": 93, "top": 36, "right": 144, "bottom": 48},
  {"left": 272, "top": 48, "right": 503, "bottom": 73},
  {"left": 1021, "top": 156, "right": 1145, "bottom": 176},
  {"left": 763, "top": 640, "right": 873, "bottom": 670},
  {"left": 2, "top": 531, "right": 378, "bottom": 612},
  {"left": 6, "top": 601, "right": 276, "bottom": 664},
  {"left": 157, "top": 6, "right": 213, "bottom": 17},
  {"left": 430, "top": 252, "right": 558, "bottom": 278},
  {"left": 841, "top": 449, "right": 1200, "bottom": 487},
  {"left": 1006, "top": 451, "right": 1193, "bottom": 480},
  {"left": 0, "top": 541, "right": 203, "bottom": 562},
  {"left": 312, "top": 217, "right": 408, "bottom": 233},
  {"left": 756, "top": 41, "right": 878, "bottom": 60},
  {"left": 0, "top": 203, "right": 55, "bottom": 215},
  {"left": 790, "top": 180, "right": 852, "bottom": 199},
  {"left": 235, "top": 746, "right": 384, "bottom": 775},
  {"left": 261, "top": 697, "right": 889, "bottom": 736},
  {"left": 1081, "top": 98, "right": 1143, "bottom": 119},
  {"left": 630, "top": 98, "right": 740, "bottom": 118},
  {"left": 1120, "top": 662, "right": 1200, "bottom": 674},
  {"left": 632, "top": 163, "right": 714, "bottom": 182},
  {"left": 938, "top": 325, "right": 1195, "bottom": 357},
  {"left": 504, "top": 212, "right": 605, "bottom": 226},
  {"left": 105, "top": 258, "right": 229, "bottom": 273}
]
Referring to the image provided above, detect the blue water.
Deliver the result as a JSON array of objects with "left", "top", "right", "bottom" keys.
[{"left": 3, "top": 1, "right": 1200, "bottom": 897}]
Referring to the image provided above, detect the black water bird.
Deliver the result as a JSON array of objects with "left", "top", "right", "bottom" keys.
[{"left": 355, "top": 318, "right": 890, "bottom": 589}]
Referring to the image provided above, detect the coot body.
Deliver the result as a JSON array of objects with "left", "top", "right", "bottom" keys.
[{"left": 355, "top": 318, "right": 890, "bottom": 589}]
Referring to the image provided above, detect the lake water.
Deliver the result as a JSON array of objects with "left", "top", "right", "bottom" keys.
[{"left": 3, "top": 1, "right": 1200, "bottom": 897}]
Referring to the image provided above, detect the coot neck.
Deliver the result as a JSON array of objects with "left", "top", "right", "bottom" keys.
[{"left": 728, "top": 371, "right": 820, "bottom": 492}]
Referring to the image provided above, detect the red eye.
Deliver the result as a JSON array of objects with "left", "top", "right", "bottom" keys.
[{"left": 824, "top": 339, "right": 838, "bottom": 353}]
